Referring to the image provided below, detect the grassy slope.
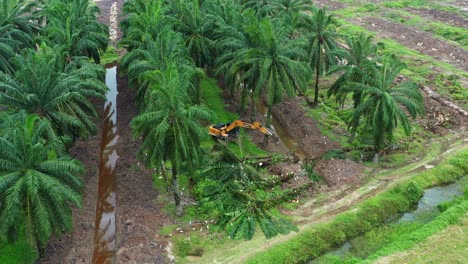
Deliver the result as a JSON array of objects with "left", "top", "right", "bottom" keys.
[
  {"left": 246, "top": 148, "right": 468, "bottom": 263},
  {"left": 373, "top": 216, "right": 467, "bottom": 264},
  {"left": 191, "top": 137, "right": 467, "bottom": 263}
]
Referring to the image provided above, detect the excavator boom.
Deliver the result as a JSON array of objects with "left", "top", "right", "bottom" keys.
[{"left": 209, "top": 120, "right": 274, "bottom": 140}]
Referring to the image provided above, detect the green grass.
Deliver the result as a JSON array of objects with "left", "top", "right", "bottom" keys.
[
  {"left": 100, "top": 46, "right": 120, "bottom": 65},
  {"left": 315, "top": 176, "right": 467, "bottom": 263},
  {"left": 379, "top": 10, "right": 468, "bottom": 49},
  {"left": 246, "top": 150, "right": 468, "bottom": 263},
  {"left": 371, "top": 217, "right": 468, "bottom": 264},
  {"left": 0, "top": 238, "right": 37, "bottom": 264},
  {"left": 200, "top": 77, "right": 267, "bottom": 157},
  {"left": 336, "top": 21, "right": 468, "bottom": 106}
]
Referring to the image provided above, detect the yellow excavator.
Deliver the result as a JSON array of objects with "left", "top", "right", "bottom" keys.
[{"left": 209, "top": 120, "right": 274, "bottom": 140}]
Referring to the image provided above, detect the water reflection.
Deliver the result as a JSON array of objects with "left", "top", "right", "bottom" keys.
[{"left": 92, "top": 66, "right": 119, "bottom": 263}]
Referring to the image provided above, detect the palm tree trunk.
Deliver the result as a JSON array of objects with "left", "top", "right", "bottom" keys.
[
  {"left": 160, "top": 161, "right": 170, "bottom": 193},
  {"left": 314, "top": 43, "right": 322, "bottom": 106},
  {"left": 264, "top": 106, "right": 272, "bottom": 145},
  {"left": 314, "top": 64, "right": 320, "bottom": 106},
  {"left": 171, "top": 159, "right": 183, "bottom": 216},
  {"left": 250, "top": 92, "right": 256, "bottom": 122}
]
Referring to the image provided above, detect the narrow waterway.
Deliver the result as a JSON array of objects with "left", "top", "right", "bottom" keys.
[
  {"left": 92, "top": 66, "right": 119, "bottom": 263},
  {"left": 256, "top": 101, "right": 306, "bottom": 160},
  {"left": 312, "top": 180, "right": 465, "bottom": 262}
]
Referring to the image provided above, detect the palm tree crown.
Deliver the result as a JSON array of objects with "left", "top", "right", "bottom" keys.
[
  {"left": 305, "top": 8, "right": 341, "bottom": 105},
  {"left": 346, "top": 56, "right": 424, "bottom": 162},
  {"left": 0, "top": 46, "right": 107, "bottom": 139},
  {"left": 0, "top": 114, "right": 84, "bottom": 249}
]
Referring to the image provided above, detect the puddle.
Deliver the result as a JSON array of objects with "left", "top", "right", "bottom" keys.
[
  {"left": 92, "top": 66, "right": 119, "bottom": 263},
  {"left": 311, "top": 180, "right": 465, "bottom": 262},
  {"left": 256, "top": 101, "right": 306, "bottom": 160}
]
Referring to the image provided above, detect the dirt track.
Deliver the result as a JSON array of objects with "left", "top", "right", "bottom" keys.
[
  {"left": 351, "top": 16, "right": 468, "bottom": 71},
  {"left": 407, "top": 8, "right": 468, "bottom": 28}
]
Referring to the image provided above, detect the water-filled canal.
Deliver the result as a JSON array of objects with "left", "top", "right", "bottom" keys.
[{"left": 92, "top": 66, "right": 119, "bottom": 263}]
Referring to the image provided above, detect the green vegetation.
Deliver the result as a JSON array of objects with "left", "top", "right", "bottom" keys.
[
  {"left": 199, "top": 77, "right": 267, "bottom": 157},
  {"left": 0, "top": 0, "right": 109, "bottom": 262},
  {"left": 337, "top": 20, "right": 468, "bottom": 105},
  {"left": 379, "top": 10, "right": 468, "bottom": 49},
  {"left": 305, "top": 8, "right": 340, "bottom": 105},
  {"left": 246, "top": 150, "right": 468, "bottom": 263},
  {"left": 0, "top": 114, "right": 84, "bottom": 254}
]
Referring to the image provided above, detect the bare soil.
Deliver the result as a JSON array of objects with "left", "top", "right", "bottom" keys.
[
  {"left": 350, "top": 17, "right": 468, "bottom": 71},
  {"left": 312, "top": 0, "right": 346, "bottom": 11},
  {"left": 314, "top": 159, "right": 364, "bottom": 187},
  {"left": 407, "top": 8, "right": 468, "bottom": 28},
  {"left": 271, "top": 97, "right": 340, "bottom": 160}
]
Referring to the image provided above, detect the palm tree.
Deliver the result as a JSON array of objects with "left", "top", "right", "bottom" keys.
[
  {"left": 131, "top": 65, "right": 214, "bottom": 216},
  {"left": 0, "top": 113, "right": 84, "bottom": 254},
  {"left": 0, "top": 0, "right": 38, "bottom": 73},
  {"left": 196, "top": 144, "right": 297, "bottom": 240},
  {"left": 40, "top": 0, "right": 108, "bottom": 63},
  {"left": 217, "top": 17, "right": 309, "bottom": 129},
  {"left": 0, "top": 46, "right": 107, "bottom": 140},
  {"left": 121, "top": 27, "right": 200, "bottom": 107},
  {"left": 168, "top": 0, "right": 216, "bottom": 69},
  {"left": 327, "top": 33, "right": 378, "bottom": 139},
  {"left": 120, "top": 0, "right": 168, "bottom": 51},
  {"left": 304, "top": 8, "right": 341, "bottom": 106},
  {"left": 346, "top": 56, "right": 424, "bottom": 163}
]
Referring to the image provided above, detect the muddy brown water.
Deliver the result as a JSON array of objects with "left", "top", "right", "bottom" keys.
[{"left": 92, "top": 66, "right": 119, "bottom": 263}]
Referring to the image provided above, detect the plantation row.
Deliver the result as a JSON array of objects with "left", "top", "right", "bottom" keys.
[
  {"left": 0, "top": 0, "right": 109, "bottom": 259},
  {"left": 0, "top": 0, "right": 431, "bottom": 261},
  {"left": 120, "top": 0, "right": 425, "bottom": 242}
]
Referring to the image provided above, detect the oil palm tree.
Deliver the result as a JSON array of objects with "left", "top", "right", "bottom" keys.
[
  {"left": 0, "top": 114, "right": 84, "bottom": 253},
  {"left": 168, "top": 0, "right": 216, "bottom": 69},
  {"left": 121, "top": 27, "right": 203, "bottom": 107},
  {"left": 40, "top": 0, "right": 108, "bottom": 63},
  {"left": 346, "top": 56, "right": 424, "bottom": 163},
  {"left": 305, "top": 8, "right": 341, "bottom": 106},
  {"left": 196, "top": 144, "right": 297, "bottom": 240},
  {"left": 131, "top": 65, "right": 214, "bottom": 216},
  {"left": 120, "top": 0, "right": 168, "bottom": 51},
  {"left": 0, "top": 0, "right": 38, "bottom": 73},
  {"left": 0, "top": 46, "right": 107, "bottom": 140},
  {"left": 218, "top": 17, "right": 309, "bottom": 128},
  {"left": 327, "top": 33, "right": 378, "bottom": 139}
]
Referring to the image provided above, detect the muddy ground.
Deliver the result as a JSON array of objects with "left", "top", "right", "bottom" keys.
[{"left": 45, "top": 71, "right": 171, "bottom": 264}]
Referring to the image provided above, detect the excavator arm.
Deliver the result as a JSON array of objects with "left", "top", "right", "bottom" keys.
[{"left": 209, "top": 120, "right": 274, "bottom": 140}]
